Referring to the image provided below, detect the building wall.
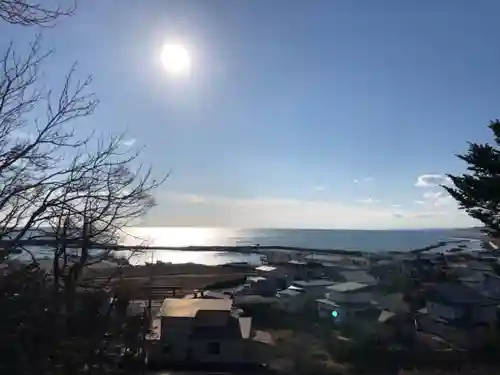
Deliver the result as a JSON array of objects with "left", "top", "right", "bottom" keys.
[
  {"left": 471, "top": 305, "right": 496, "bottom": 324},
  {"left": 316, "top": 301, "right": 371, "bottom": 323},
  {"left": 326, "top": 290, "right": 372, "bottom": 304},
  {"left": 286, "top": 266, "right": 308, "bottom": 281},
  {"left": 158, "top": 317, "right": 255, "bottom": 364},
  {"left": 190, "top": 339, "right": 253, "bottom": 364},
  {"left": 427, "top": 301, "right": 463, "bottom": 321},
  {"left": 484, "top": 276, "right": 500, "bottom": 299},
  {"left": 291, "top": 284, "right": 333, "bottom": 299},
  {"left": 279, "top": 294, "right": 306, "bottom": 313},
  {"left": 160, "top": 317, "right": 192, "bottom": 361},
  {"left": 427, "top": 301, "right": 496, "bottom": 325}
]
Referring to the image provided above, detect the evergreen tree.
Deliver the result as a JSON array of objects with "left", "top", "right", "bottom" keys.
[{"left": 444, "top": 120, "right": 500, "bottom": 236}]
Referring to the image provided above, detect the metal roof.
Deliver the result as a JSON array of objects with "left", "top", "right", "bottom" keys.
[
  {"left": 326, "top": 281, "right": 369, "bottom": 292},
  {"left": 292, "top": 279, "right": 336, "bottom": 287},
  {"left": 247, "top": 276, "right": 267, "bottom": 283},
  {"left": 339, "top": 270, "right": 377, "bottom": 284},
  {"left": 160, "top": 298, "right": 232, "bottom": 317},
  {"left": 288, "top": 260, "right": 307, "bottom": 265},
  {"left": 427, "top": 283, "right": 493, "bottom": 305},
  {"left": 255, "top": 265, "right": 278, "bottom": 272}
]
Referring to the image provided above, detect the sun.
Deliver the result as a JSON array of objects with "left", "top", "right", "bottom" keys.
[{"left": 160, "top": 43, "right": 191, "bottom": 76}]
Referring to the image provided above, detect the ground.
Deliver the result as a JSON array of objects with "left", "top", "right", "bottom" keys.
[{"left": 86, "top": 263, "right": 251, "bottom": 298}]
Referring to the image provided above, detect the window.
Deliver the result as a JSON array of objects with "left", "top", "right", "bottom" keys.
[{"left": 207, "top": 341, "right": 220, "bottom": 355}]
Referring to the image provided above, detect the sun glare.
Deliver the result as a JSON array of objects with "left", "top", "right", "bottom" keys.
[{"left": 160, "top": 43, "right": 191, "bottom": 76}]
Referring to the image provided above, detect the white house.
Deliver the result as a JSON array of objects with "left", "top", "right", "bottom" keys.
[{"left": 149, "top": 298, "right": 257, "bottom": 365}]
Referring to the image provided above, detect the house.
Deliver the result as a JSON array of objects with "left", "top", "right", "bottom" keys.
[
  {"left": 370, "top": 259, "right": 401, "bottom": 280},
  {"left": 305, "top": 254, "right": 370, "bottom": 269},
  {"left": 305, "top": 254, "right": 346, "bottom": 264},
  {"left": 240, "top": 276, "right": 276, "bottom": 296},
  {"left": 316, "top": 282, "right": 374, "bottom": 321},
  {"left": 481, "top": 273, "right": 500, "bottom": 300},
  {"left": 460, "top": 273, "right": 500, "bottom": 301},
  {"left": 339, "top": 270, "right": 378, "bottom": 285},
  {"left": 321, "top": 263, "right": 362, "bottom": 280},
  {"left": 255, "top": 265, "right": 287, "bottom": 289},
  {"left": 149, "top": 298, "right": 258, "bottom": 365},
  {"left": 290, "top": 279, "right": 336, "bottom": 299},
  {"left": 276, "top": 285, "right": 308, "bottom": 313},
  {"left": 285, "top": 260, "right": 308, "bottom": 281},
  {"left": 374, "top": 293, "right": 409, "bottom": 314},
  {"left": 426, "top": 283, "right": 497, "bottom": 327}
]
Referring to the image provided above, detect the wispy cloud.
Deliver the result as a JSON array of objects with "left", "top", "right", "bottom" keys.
[
  {"left": 422, "top": 191, "right": 454, "bottom": 207},
  {"left": 356, "top": 197, "right": 380, "bottom": 204},
  {"left": 313, "top": 185, "right": 326, "bottom": 192},
  {"left": 415, "top": 174, "right": 451, "bottom": 187},
  {"left": 121, "top": 139, "right": 136, "bottom": 147},
  {"left": 390, "top": 204, "right": 402, "bottom": 208},
  {"left": 12, "top": 130, "right": 33, "bottom": 140},
  {"left": 393, "top": 211, "right": 438, "bottom": 219},
  {"left": 147, "top": 191, "right": 476, "bottom": 229},
  {"left": 145, "top": 191, "right": 478, "bottom": 229},
  {"left": 354, "top": 177, "right": 374, "bottom": 184}
]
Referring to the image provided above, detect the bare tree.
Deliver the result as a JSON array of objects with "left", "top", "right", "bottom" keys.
[
  {"left": 0, "top": 0, "right": 75, "bottom": 26},
  {"left": 0, "top": 6, "right": 165, "bottom": 372}
]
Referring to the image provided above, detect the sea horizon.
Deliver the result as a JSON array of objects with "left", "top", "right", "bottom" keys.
[{"left": 110, "top": 226, "right": 485, "bottom": 265}]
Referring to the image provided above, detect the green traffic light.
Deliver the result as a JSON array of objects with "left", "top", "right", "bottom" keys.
[{"left": 331, "top": 310, "right": 338, "bottom": 318}]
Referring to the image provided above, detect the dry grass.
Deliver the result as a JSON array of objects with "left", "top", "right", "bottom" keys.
[{"left": 86, "top": 263, "right": 251, "bottom": 298}]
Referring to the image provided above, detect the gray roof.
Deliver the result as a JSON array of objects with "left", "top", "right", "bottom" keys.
[
  {"left": 316, "top": 298, "right": 340, "bottom": 307},
  {"left": 160, "top": 298, "right": 232, "bottom": 317},
  {"left": 292, "top": 279, "right": 336, "bottom": 288},
  {"left": 255, "top": 265, "right": 278, "bottom": 272},
  {"left": 326, "top": 281, "right": 369, "bottom": 292},
  {"left": 339, "top": 270, "right": 377, "bottom": 284},
  {"left": 288, "top": 260, "right": 307, "bottom": 265},
  {"left": 427, "top": 283, "right": 494, "bottom": 305},
  {"left": 374, "top": 293, "right": 408, "bottom": 313},
  {"left": 306, "top": 254, "right": 344, "bottom": 262},
  {"left": 277, "top": 289, "right": 302, "bottom": 297},
  {"left": 247, "top": 276, "right": 267, "bottom": 283}
]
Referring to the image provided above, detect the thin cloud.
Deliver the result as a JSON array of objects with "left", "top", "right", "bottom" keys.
[
  {"left": 391, "top": 204, "right": 402, "bottom": 208},
  {"left": 12, "top": 130, "right": 33, "bottom": 140},
  {"left": 394, "top": 212, "right": 438, "bottom": 219},
  {"left": 313, "top": 185, "right": 326, "bottom": 192},
  {"left": 147, "top": 191, "right": 477, "bottom": 229},
  {"left": 354, "top": 177, "right": 374, "bottom": 184},
  {"left": 356, "top": 198, "right": 380, "bottom": 204},
  {"left": 121, "top": 139, "right": 136, "bottom": 147},
  {"left": 415, "top": 174, "right": 451, "bottom": 187},
  {"left": 422, "top": 191, "right": 454, "bottom": 207}
]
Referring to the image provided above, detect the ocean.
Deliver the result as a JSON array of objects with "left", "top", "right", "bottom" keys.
[{"left": 113, "top": 227, "right": 484, "bottom": 266}]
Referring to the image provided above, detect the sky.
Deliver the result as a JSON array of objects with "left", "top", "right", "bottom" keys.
[{"left": 3, "top": 0, "right": 500, "bottom": 229}]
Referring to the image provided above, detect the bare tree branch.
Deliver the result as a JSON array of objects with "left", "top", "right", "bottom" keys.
[{"left": 0, "top": 0, "right": 75, "bottom": 26}]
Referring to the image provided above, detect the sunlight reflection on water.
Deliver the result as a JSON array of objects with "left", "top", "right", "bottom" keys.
[{"left": 117, "top": 227, "right": 261, "bottom": 265}]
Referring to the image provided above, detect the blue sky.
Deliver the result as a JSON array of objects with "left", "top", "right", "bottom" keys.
[{"left": 3, "top": 0, "right": 500, "bottom": 228}]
